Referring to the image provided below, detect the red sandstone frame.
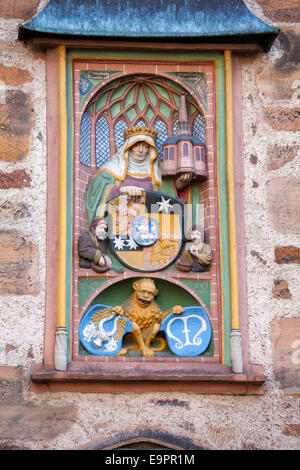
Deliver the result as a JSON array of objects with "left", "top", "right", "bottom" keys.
[{"left": 30, "top": 42, "right": 266, "bottom": 394}]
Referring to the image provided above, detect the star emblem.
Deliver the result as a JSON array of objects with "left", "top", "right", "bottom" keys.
[
  {"left": 158, "top": 196, "right": 173, "bottom": 214},
  {"left": 126, "top": 236, "right": 138, "bottom": 250},
  {"left": 113, "top": 236, "right": 125, "bottom": 250}
]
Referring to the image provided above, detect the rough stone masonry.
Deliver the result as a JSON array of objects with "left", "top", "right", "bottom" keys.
[{"left": 0, "top": 0, "right": 299, "bottom": 450}]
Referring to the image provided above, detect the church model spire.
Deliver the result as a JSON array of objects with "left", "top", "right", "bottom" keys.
[
  {"left": 177, "top": 92, "right": 191, "bottom": 136},
  {"left": 162, "top": 93, "right": 208, "bottom": 183}
]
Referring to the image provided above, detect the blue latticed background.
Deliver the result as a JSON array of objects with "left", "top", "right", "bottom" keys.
[
  {"left": 80, "top": 112, "right": 91, "bottom": 166},
  {"left": 95, "top": 116, "right": 110, "bottom": 168},
  {"left": 192, "top": 114, "right": 205, "bottom": 143},
  {"left": 153, "top": 120, "right": 168, "bottom": 160},
  {"left": 114, "top": 119, "right": 127, "bottom": 149}
]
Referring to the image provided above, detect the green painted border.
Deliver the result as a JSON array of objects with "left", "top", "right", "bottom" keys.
[
  {"left": 215, "top": 57, "right": 231, "bottom": 366},
  {"left": 78, "top": 278, "right": 109, "bottom": 307},
  {"left": 66, "top": 49, "right": 231, "bottom": 366},
  {"left": 66, "top": 52, "right": 73, "bottom": 362},
  {"left": 79, "top": 71, "right": 122, "bottom": 111},
  {"left": 181, "top": 280, "right": 210, "bottom": 311}
]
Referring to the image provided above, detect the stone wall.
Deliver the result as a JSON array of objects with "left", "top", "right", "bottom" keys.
[
  {"left": 0, "top": 0, "right": 299, "bottom": 450},
  {"left": 243, "top": 0, "right": 300, "bottom": 399}
]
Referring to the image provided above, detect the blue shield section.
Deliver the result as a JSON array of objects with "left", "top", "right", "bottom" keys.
[
  {"left": 79, "top": 304, "right": 132, "bottom": 356},
  {"left": 132, "top": 216, "right": 159, "bottom": 247},
  {"left": 79, "top": 75, "right": 93, "bottom": 95},
  {"left": 161, "top": 306, "right": 212, "bottom": 357}
]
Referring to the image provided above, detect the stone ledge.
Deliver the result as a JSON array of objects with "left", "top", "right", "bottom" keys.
[{"left": 30, "top": 362, "right": 266, "bottom": 395}]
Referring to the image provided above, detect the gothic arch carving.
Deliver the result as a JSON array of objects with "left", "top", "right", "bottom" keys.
[{"left": 79, "top": 73, "right": 206, "bottom": 168}]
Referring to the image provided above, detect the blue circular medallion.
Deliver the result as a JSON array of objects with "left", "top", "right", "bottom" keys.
[{"left": 132, "top": 216, "right": 159, "bottom": 247}]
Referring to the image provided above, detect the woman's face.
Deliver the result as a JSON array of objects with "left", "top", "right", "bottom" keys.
[{"left": 129, "top": 141, "right": 150, "bottom": 160}]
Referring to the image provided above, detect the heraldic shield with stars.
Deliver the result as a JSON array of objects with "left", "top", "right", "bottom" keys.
[{"left": 107, "top": 191, "right": 184, "bottom": 272}]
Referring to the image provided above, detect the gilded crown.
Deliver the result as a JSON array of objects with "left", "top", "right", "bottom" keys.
[{"left": 124, "top": 126, "right": 158, "bottom": 141}]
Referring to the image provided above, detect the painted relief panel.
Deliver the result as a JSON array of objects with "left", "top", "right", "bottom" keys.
[{"left": 70, "top": 55, "right": 226, "bottom": 364}]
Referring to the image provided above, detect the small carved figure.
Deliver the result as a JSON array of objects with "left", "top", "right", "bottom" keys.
[
  {"left": 112, "top": 278, "right": 184, "bottom": 357},
  {"left": 175, "top": 225, "right": 212, "bottom": 272},
  {"left": 78, "top": 218, "right": 112, "bottom": 272}
]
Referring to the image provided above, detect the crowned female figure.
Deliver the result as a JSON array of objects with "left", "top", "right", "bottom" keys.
[
  {"left": 85, "top": 126, "right": 161, "bottom": 229},
  {"left": 84, "top": 125, "right": 203, "bottom": 272}
]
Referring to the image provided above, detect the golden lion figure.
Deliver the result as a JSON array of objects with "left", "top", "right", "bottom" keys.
[{"left": 112, "top": 278, "right": 184, "bottom": 357}]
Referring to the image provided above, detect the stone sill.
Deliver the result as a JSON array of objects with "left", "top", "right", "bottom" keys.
[{"left": 30, "top": 362, "right": 266, "bottom": 394}]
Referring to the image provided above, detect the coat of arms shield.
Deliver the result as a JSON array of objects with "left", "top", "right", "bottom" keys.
[
  {"left": 161, "top": 306, "right": 212, "bottom": 357},
  {"left": 107, "top": 190, "right": 184, "bottom": 272},
  {"left": 79, "top": 304, "right": 132, "bottom": 356}
]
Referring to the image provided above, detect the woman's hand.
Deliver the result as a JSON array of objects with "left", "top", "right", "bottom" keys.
[{"left": 121, "top": 186, "right": 143, "bottom": 197}]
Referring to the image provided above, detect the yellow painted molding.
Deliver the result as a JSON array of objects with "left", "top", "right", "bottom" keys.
[
  {"left": 224, "top": 50, "right": 240, "bottom": 331},
  {"left": 57, "top": 45, "right": 68, "bottom": 328},
  {"left": 214, "top": 58, "right": 225, "bottom": 362}
]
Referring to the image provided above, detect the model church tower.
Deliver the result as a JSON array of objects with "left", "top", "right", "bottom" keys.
[{"left": 162, "top": 93, "right": 207, "bottom": 183}]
